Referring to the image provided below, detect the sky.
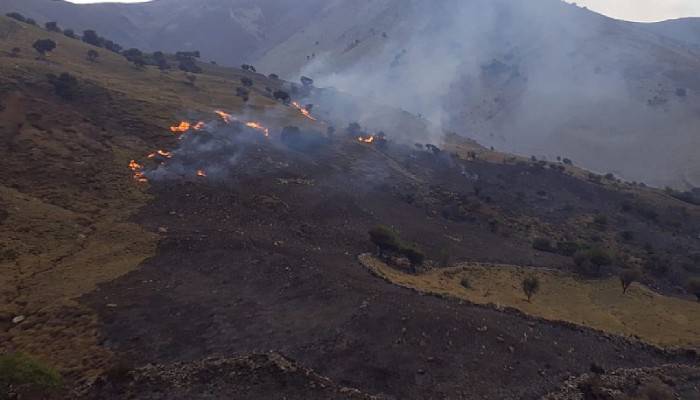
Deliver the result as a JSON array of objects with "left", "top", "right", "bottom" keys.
[{"left": 65, "top": 0, "right": 700, "bottom": 23}]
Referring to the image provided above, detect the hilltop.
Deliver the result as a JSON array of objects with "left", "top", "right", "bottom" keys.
[{"left": 1, "top": 12, "right": 699, "bottom": 400}]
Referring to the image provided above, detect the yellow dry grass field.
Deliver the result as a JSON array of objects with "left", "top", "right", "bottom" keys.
[{"left": 360, "top": 254, "right": 700, "bottom": 349}]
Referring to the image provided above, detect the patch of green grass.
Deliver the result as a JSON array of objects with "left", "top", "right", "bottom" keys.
[{"left": 0, "top": 353, "right": 62, "bottom": 392}]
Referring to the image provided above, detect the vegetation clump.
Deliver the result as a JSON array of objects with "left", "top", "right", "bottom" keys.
[
  {"left": 687, "top": 277, "right": 700, "bottom": 302},
  {"left": 0, "top": 353, "right": 62, "bottom": 395},
  {"left": 574, "top": 247, "right": 613, "bottom": 277},
  {"left": 522, "top": 275, "right": 540, "bottom": 302},
  {"left": 368, "top": 225, "right": 426, "bottom": 268},
  {"left": 619, "top": 268, "right": 641, "bottom": 294},
  {"left": 32, "top": 39, "right": 56, "bottom": 56},
  {"left": 47, "top": 72, "right": 79, "bottom": 100}
]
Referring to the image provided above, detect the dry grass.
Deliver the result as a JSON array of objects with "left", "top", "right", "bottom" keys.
[{"left": 360, "top": 254, "right": 700, "bottom": 349}]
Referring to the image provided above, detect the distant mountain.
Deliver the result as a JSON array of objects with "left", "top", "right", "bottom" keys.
[
  {"left": 641, "top": 17, "right": 700, "bottom": 49},
  {"left": 0, "top": 0, "right": 328, "bottom": 65},
  {"left": 256, "top": 0, "right": 700, "bottom": 188}
]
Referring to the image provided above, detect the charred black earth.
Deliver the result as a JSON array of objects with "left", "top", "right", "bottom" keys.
[{"left": 82, "top": 128, "right": 699, "bottom": 400}]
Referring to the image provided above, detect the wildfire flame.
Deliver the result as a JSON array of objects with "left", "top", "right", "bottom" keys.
[
  {"left": 357, "top": 135, "right": 375, "bottom": 144},
  {"left": 193, "top": 121, "right": 206, "bottom": 131},
  {"left": 128, "top": 160, "right": 148, "bottom": 183},
  {"left": 170, "top": 121, "right": 191, "bottom": 133},
  {"left": 215, "top": 110, "right": 235, "bottom": 124},
  {"left": 292, "top": 102, "right": 316, "bottom": 121},
  {"left": 245, "top": 121, "right": 270, "bottom": 137},
  {"left": 148, "top": 150, "right": 173, "bottom": 159},
  {"left": 196, "top": 169, "right": 207, "bottom": 177}
]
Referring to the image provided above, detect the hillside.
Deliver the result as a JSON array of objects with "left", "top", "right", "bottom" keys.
[
  {"left": 0, "top": 0, "right": 328, "bottom": 65},
  {"left": 1, "top": 12, "right": 700, "bottom": 400},
  {"left": 256, "top": 0, "right": 700, "bottom": 189},
  {"left": 4, "top": 0, "right": 700, "bottom": 188}
]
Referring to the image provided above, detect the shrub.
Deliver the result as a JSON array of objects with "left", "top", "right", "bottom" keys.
[
  {"left": 32, "top": 39, "right": 56, "bottom": 55},
  {"left": 241, "top": 64, "right": 256, "bottom": 72},
  {"left": 687, "top": 277, "right": 700, "bottom": 302},
  {"left": 6, "top": 12, "right": 26, "bottom": 23},
  {"left": 176, "top": 51, "right": 200, "bottom": 60},
  {"left": 269, "top": 73, "right": 279, "bottom": 79},
  {"left": 82, "top": 30, "right": 102, "bottom": 47},
  {"left": 369, "top": 226, "right": 401, "bottom": 255},
  {"left": 47, "top": 73, "right": 79, "bottom": 100},
  {"left": 619, "top": 268, "right": 641, "bottom": 294},
  {"left": 103, "top": 39, "right": 122, "bottom": 53},
  {"left": 574, "top": 248, "right": 613, "bottom": 277},
  {"left": 522, "top": 275, "right": 540, "bottom": 302},
  {"left": 178, "top": 57, "right": 202, "bottom": 73},
  {"left": 63, "top": 29, "right": 75, "bottom": 39},
  {"left": 240, "top": 77, "right": 253, "bottom": 87},
  {"left": 152, "top": 51, "right": 170, "bottom": 70},
  {"left": 532, "top": 238, "right": 554, "bottom": 253},
  {"left": 460, "top": 277, "right": 471, "bottom": 290},
  {"left": 273, "top": 90, "right": 290, "bottom": 104},
  {"left": 556, "top": 241, "right": 579, "bottom": 257},
  {"left": 402, "top": 245, "right": 425, "bottom": 267},
  {"left": 300, "top": 76, "right": 314, "bottom": 86},
  {"left": 0, "top": 353, "right": 62, "bottom": 393},
  {"left": 44, "top": 21, "right": 60, "bottom": 32},
  {"left": 25, "top": 18, "right": 37, "bottom": 26},
  {"left": 87, "top": 49, "right": 99, "bottom": 62}
]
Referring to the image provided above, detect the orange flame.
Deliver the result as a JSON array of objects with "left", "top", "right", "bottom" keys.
[
  {"left": 170, "top": 121, "right": 191, "bottom": 133},
  {"left": 148, "top": 150, "right": 173, "bottom": 159},
  {"left": 193, "top": 121, "right": 206, "bottom": 130},
  {"left": 196, "top": 169, "right": 207, "bottom": 177},
  {"left": 215, "top": 110, "right": 235, "bottom": 123},
  {"left": 245, "top": 121, "right": 270, "bottom": 137},
  {"left": 357, "top": 135, "right": 375, "bottom": 143},
  {"left": 292, "top": 102, "right": 317, "bottom": 121},
  {"left": 128, "top": 160, "right": 148, "bottom": 183}
]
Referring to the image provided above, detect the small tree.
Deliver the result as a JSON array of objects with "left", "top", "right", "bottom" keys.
[
  {"left": 269, "top": 73, "right": 279, "bottom": 80},
  {"left": 241, "top": 64, "right": 256, "bottom": 72},
  {"left": 522, "top": 275, "right": 540, "bottom": 302},
  {"left": 300, "top": 76, "right": 314, "bottom": 87},
  {"left": 619, "top": 268, "right": 641, "bottom": 294},
  {"left": 402, "top": 245, "right": 425, "bottom": 268},
  {"left": 178, "top": 57, "right": 202, "bottom": 73},
  {"left": 87, "top": 49, "right": 99, "bottom": 62},
  {"left": 240, "top": 77, "right": 253, "bottom": 87},
  {"left": 63, "top": 29, "right": 76, "bottom": 39},
  {"left": 273, "top": 90, "right": 290, "bottom": 104},
  {"left": 32, "top": 39, "right": 56, "bottom": 56},
  {"left": 6, "top": 12, "right": 27, "bottom": 23},
  {"left": 82, "top": 30, "right": 102, "bottom": 47},
  {"left": 47, "top": 73, "right": 79, "bottom": 100},
  {"left": 687, "top": 278, "right": 700, "bottom": 302},
  {"left": 44, "top": 21, "right": 60, "bottom": 32},
  {"left": 368, "top": 226, "right": 401, "bottom": 256}
]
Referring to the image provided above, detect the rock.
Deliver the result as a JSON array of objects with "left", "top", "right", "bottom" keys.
[{"left": 12, "top": 315, "right": 25, "bottom": 324}]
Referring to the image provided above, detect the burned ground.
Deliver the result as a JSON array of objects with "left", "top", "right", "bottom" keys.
[{"left": 83, "top": 132, "right": 698, "bottom": 399}]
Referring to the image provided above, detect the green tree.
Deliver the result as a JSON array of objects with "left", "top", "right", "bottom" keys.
[
  {"left": 32, "top": 39, "right": 56, "bottom": 55},
  {"left": 687, "top": 278, "right": 700, "bottom": 302},
  {"left": 369, "top": 226, "right": 401, "bottom": 255},
  {"left": 522, "top": 275, "right": 540, "bottom": 302},
  {"left": 619, "top": 268, "right": 641, "bottom": 294}
]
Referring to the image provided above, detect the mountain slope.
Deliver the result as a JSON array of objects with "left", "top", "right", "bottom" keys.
[
  {"left": 0, "top": 0, "right": 328, "bottom": 65},
  {"left": 256, "top": 0, "right": 700, "bottom": 189}
]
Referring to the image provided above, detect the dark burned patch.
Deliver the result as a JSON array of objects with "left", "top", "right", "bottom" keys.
[
  {"left": 83, "top": 135, "right": 693, "bottom": 400},
  {"left": 88, "top": 353, "right": 380, "bottom": 400}
]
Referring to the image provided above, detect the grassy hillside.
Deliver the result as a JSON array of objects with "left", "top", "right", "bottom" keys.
[
  {"left": 0, "top": 15, "right": 315, "bottom": 386},
  {"left": 360, "top": 255, "right": 700, "bottom": 349}
]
